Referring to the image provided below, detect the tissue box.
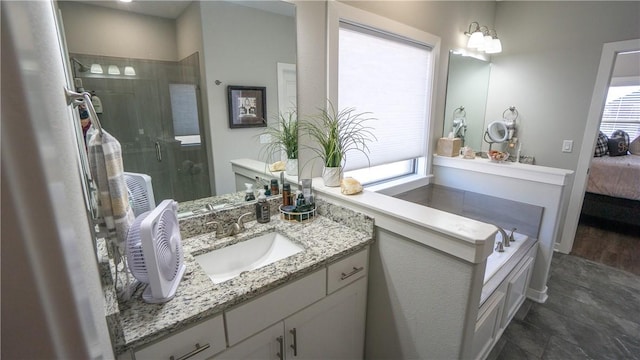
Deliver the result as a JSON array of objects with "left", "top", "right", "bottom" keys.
[{"left": 436, "top": 137, "right": 462, "bottom": 157}]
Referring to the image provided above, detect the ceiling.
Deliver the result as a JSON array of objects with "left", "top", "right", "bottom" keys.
[{"left": 69, "top": 0, "right": 294, "bottom": 19}]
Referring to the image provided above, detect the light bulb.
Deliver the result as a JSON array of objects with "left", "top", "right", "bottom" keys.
[
  {"left": 124, "top": 66, "right": 136, "bottom": 76},
  {"left": 467, "top": 31, "right": 484, "bottom": 49},
  {"left": 90, "top": 64, "right": 103, "bottom": 74},
  {"left": 108, "top": 65, "right": 121, "bottom": 75},
  {"left": 486, "top": 38, "right": 502, "bottom": 54}
]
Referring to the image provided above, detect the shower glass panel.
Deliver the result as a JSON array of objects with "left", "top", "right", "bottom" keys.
[{"left": 71, "top": 52, "right": 211, "bottom": 203}]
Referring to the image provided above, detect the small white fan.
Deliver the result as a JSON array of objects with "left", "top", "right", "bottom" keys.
[
  {"left": 126, "top": 199, "right": 186, "bottom": 303},
  {"left": 124, "top": 172, "right": 155, "bottom": 217}
]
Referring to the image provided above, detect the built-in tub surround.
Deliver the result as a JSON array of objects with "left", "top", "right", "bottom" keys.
[
  {"left": 101, "top": 199, "right": 373, "bottom": 355},
  {"left": 433, "top": 155, "right": 574, "bottom": 303},
  {"left": 484, "top": 230, "right": 530, "bottom": 283}
]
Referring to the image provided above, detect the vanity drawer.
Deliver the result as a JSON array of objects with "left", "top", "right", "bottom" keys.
[
  {"left": 327, "top": 247, "right": 369, "bottom": 294},
  {"left": 225, "top": 268, "right": 326, "bottom": 346},
  {"left": 133, "top": 314, "right": 225, "bottom": 360}
]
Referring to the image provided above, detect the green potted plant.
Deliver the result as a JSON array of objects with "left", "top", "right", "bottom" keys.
[
  {"left": 302, "top": 103, "right": 376, "bottom": 187},
  {"left": 259, "top": 111, "right": 298, "bottom": 176}
]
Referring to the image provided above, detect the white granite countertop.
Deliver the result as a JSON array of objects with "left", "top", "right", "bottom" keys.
[{"left": 111, "top": 212, "right": 373, "bottom": 354}]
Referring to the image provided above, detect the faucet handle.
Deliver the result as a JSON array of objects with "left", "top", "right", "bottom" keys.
[
  {"left": 508, "top": 227, "right": 517, "bottom": 242},
  {"left": 205, "top": 221, "right": 225, "bottom": 236},
  {"left": 495, "top": 241, "right": 505, "bottom": 252},
  {"left": 237, "top": 212, "right": 253, "bottom": 230}
]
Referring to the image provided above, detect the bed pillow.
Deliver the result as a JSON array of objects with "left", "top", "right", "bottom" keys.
[
  {"left": 608, "top": 130, "right": 630, "bottom": 156},
  {"left": 629, "top": 135, "right": 640, "bottom": 155},
  {"left": 594, "top": 131, "right": 609, "bottom": 157}
]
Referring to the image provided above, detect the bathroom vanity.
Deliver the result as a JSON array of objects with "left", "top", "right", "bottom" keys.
[
  {"left": 230, "top": 158, "right": 571, "bottom": 359},
  {"left": 107, "top": 199, "right": 374, "bottom": 359}
]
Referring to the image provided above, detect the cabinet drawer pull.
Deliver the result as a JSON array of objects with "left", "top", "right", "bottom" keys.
[
  {"left": 340, "top": 266, "right": 364, "bottom": 280},
  {"left": 169, "top": 342, "right": 210, "bottom": 360},
  {"left": 290, "top": 328, "right": 298, "bottom": 356},
  {"left": 276, "top": 335, "right": 284, "bottom": 360}
]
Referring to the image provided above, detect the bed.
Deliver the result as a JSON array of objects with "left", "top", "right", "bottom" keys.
[{"left": 581, "top": 154, "right": 640, "bottom": 227}]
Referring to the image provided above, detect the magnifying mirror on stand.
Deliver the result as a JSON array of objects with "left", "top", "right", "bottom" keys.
[{"left": 484, "top": 120, "right": 509, "bottom": 151}]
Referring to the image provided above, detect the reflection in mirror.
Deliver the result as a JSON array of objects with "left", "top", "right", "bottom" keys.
[
  {"left": 443, "top": 51, "right": 491, "bottom": 152},
  {"left": 58, "top": 0, "right": 297, "bottom": 214}
]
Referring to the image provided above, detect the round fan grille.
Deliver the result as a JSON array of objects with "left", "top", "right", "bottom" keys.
[
  {"left": 155, "top": 208, "right": 182, "bottom": 282},
  {"left": 126, "top": 211, "right": 151, "bottom": 283}
]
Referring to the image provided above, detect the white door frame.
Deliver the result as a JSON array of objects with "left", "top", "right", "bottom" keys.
[{"left": 557, "top": 38, "right": 640, "bottom": 254}]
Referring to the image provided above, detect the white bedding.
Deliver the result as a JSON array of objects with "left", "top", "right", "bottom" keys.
[{"left": 587, "top": 154, "right": 640, "bottom": 200}]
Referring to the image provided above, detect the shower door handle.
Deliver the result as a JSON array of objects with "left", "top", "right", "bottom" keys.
[{"left": 155, "top": 142, "right": 162, "bottom": 162}]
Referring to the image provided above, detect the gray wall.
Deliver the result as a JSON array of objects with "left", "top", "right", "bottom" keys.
[
  {"left": 486, "top": 1, "right": 640, "bottom": 170},
  {"left": 199, "top": 1, "right": 296, "bottom": 195},
  {"left": 59, "top": 1, "right": 177, "bottom": 61}
]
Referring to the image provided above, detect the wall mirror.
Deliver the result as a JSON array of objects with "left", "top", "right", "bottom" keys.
[
  {"left": 442, "top": 51, "right": 491, "bottom": 152},
  {"left": 58, "top": 0, "right": 297, "bottom": 215}
]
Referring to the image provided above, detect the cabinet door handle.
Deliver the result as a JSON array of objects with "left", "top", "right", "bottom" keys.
[
  {"left": 289, "top": 328, "right": 298, "bottom": 356},
  {"left": 169, "top": 342, "right": 210, "bottom": 360},
  {"left": 155, "top": 141, "right": 162, "bottom": 162},
  {"left": 341, "top": 266, "right": 364, "bottom": 280},
  {"left": 276, "top": 336, "right": 284, "bottom": 360}
]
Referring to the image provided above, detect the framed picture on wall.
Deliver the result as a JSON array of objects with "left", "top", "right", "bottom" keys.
[{"left": 227, "top": 85, "right": 267, "bottom": 128}]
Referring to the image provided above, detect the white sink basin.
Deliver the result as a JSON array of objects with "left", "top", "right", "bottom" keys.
[{"left": 195, "top": 232, "right": 304, "bottom": 284}]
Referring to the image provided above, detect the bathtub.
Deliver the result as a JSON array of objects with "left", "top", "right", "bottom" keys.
[
  {"left": 481, "top": 230, "right": 537, "bottom": 306},
  {"left": 484, "top": 230, "right": 530, "bottom": 284}
]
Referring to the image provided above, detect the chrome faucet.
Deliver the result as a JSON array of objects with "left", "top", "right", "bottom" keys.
[
  {"left": 493, "top": 226, "right": 510, "bottom": 251},
  {"left": 228, "top": 212, "right": 253, "bottom": 236},
  {"left": 206, "top": 212, "right": 253, "bottom": 237}
]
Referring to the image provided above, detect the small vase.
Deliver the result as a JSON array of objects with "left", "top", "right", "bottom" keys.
[
  {"left": 322, "top": 166, "right": 342, "bottom": 187},
  {"left": 286, "top": 158, "right": 298, "bottom": 176}
]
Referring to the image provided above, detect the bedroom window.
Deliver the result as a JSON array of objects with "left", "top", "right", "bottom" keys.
[
  {"left": 337, "top": 21, "right": 433, "bottom": 185},
  {"left": 599, "top": 85, "right": 640, "bottom": 139}
]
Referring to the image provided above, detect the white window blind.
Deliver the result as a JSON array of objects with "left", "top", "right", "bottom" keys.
[
  {"left": 338, "top": 22, "right": 432, "bottom": 171},
  {"left": 599, "top": 86, "right": 640, "bottom": 139}
]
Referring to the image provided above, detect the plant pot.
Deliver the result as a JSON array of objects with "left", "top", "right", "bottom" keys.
[
  {"left": 286, "top": 158, "right": 298, "bottom": 176},
  {"left": 322, "top": 166, "right": 342, "bottom": 187}
]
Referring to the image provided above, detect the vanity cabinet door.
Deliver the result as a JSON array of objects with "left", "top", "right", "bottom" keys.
[
  {"left": 213, "top": 322, "right": 284, "bottom": 360},
  {"left": 284, "top": 276, "right": 368, "bottom": 359},
  {"left": 471, "top": 290, "right": 505, "bottom": 360},
  {"left": 501, "top": 255, "right": 535, "bottom": 329}
]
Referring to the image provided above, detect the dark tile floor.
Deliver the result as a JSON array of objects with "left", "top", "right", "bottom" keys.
[{"left": 487, "top": 252, "right": 640, "bottom": 359}]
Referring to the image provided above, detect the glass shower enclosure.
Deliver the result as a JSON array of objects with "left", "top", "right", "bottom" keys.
[{"left": 71, "top": 52, "right": 211, "bottom": 203}]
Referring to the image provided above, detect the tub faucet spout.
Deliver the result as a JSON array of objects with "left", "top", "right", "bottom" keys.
[{"left": 493, "top": 226, "right": 510, "bottom": 248}]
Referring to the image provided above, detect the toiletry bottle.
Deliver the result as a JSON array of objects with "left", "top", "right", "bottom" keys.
[
  {"left": 264, "top": 184, "right": 271, "bottom": 196},
  {"left": 282, "top": 183, "right": 291, "bottom": 206},
  {"left": 270, "top": 179, "right": 279, "bottom": 195},
  {"left": 244, "top": 183, "right": 255, "bottom": 201},
  {"left": 256, "top": 189, "right": 270, "bottom": 223},
  {"left": 295, "top": 190, "right": 304, "bottom": 207}
]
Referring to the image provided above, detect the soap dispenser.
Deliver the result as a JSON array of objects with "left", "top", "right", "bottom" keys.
[
  {"left": 256, "top": 189, "right": 270, "bottom": 223},
  {"left": 244, "top": 183, "right": 255, "bottom": 201}
]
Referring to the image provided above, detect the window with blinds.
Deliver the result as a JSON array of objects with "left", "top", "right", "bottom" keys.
[
  {"left": 599, "top": 86, "right": 640, "bottom": 140},
  {"left": 338, "top": 21, "right": 433, "bottom": 185}
]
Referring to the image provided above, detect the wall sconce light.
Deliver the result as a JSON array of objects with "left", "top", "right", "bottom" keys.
[
  {"left": 90, "top": 63, "right": 104, "bottom": 74},
  {"left": 465, "top": 22, "right": 502, "bottom": 54},
  {"left": 108, "top": 65, "right": 121, "bottom": 75}
]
